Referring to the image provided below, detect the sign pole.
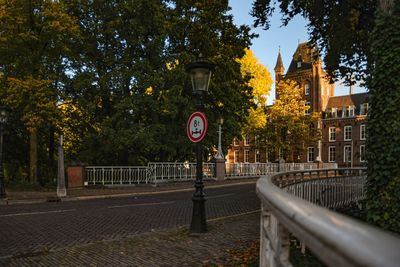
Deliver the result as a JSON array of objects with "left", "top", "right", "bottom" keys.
[{"left": 189, "top": 92, "right": 207, "bottom": 233}]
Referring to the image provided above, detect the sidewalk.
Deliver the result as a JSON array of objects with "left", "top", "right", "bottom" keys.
[
  {"left": 0, "top": 178, "right": 258, "bottom": 205},
  {"left": 0, "top": 211, "right": 260, "bottom": 266}
]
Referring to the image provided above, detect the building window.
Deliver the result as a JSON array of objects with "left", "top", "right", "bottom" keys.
[
  {"left": 297, "top": 61, "right": 302, "bottom": 68},
  {"left": 329, "top": 146, "right": 336, "bottom": 162},
  {"left": 360, "top": 103, "right": 369, "bottom": 115},
  {"left": 349, "top": 105, "right": 355, "bottom": 117},
  {"left": 244, "top": 135, "right": 250, "bottom": 146},
  {"left": 234, "top": 150, "right": 239, "bottom": 163},
  {"left": 233, "top": 138, "right": 239, "bottom": 146},
  {"left": 344, "top": 126, "right": 352, "bottom": 141},
  {"left": 342, "top": 105, "right": 355, "bottom": 117},
  {"left": 255, "top": 149, "right": 260, "bottom": 163},
  {"left": 244, "top": 150, "right": 250, "bottom": 163},
  {"left": 307, "top": 147, "right": 314, "bottom": 162},
  {"left": 360, "top": 124, "right": 366, "bottom": 140},
  {"left": 305, "top": 101, "right": 311, "bottom": 115},
  {"left": 329, "top": 127, "right": 336, "bottom": 142},
  {"left": 331, "top": 108, "right": 337, "bottom": 118},
  {"left": 344, "top": 145, "right": 352, "bottom": 163},
  {"left": 360, "top": 145, "right": 366, "bottom": 162},
  {"left": 305, "top": 82, "right": 310, "bottom": 96}
]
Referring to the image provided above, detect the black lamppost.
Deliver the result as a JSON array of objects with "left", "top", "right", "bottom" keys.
[
  {"left": 186, "top": 58, "right": 213, "bottom": 233},
  {"left": 0, "top": 105, "right": 9, "bottom": 199}
]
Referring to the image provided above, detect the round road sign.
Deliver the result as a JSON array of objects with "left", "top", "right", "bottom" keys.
[{"left": 187, "top": 111, "right": 208, "bottom": 143}]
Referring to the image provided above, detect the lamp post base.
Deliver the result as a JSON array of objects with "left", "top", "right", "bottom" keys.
[{"left": 190, "top": 196, "right": 207, "bottom": 233}]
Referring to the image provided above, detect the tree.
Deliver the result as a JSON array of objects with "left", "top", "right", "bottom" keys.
[
  {"left": 0, "top": 0, "right": 80, "bottom": 183},
  {"left": 237, "top": 48, "right": 272, "bottom": 132},
  {"left": 251, "top": 0, "right": 376, "bottom": 84},
  {"left": 251, "top": 0, "right": 400, "bottom": 233},
  {"left": 64, "top": 0, "right": 255, "bottom": 165},
  {"left": 256, "top": 79, "right": 319, "bottom": 161}
]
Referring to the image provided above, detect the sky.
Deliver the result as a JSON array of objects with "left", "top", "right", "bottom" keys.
[{"left": 228, "top": 0, "right": 366, "bottom": 105}]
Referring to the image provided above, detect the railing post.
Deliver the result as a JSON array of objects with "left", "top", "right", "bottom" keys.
[
  {"left": 259, "top": 204, "right": 270, "bottom": 267},
  {"left": 261, "top": 210, "right": 291, "bottom": 267},
  {"left": 277, "top": 220, "right": 291, "bottom": 266},
  {"left": 214, "top": 158, "right": 225, "bottom": 181}
]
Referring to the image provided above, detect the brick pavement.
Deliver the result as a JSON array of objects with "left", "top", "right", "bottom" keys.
[
  {"left": 0, "top": 183, "right": 260, "bottom": 260},
  {"left": 0, "top": 212, "right": 260, "bottom": 267}
]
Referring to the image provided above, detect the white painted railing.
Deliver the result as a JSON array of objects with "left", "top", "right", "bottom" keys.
[
  {"left": 225, "top": 163, "right": 278, "bottom": 178},
  {"left": 85, "top": 162, "right": 215, "bottom": 185},
  {"left": 225, "top": 162, "right": 338, "bottom": 178},
  {"left": 85, "top": 162, "right": 339, "bottom": 185},
  {"left": 257, "top": 168, "right": 400, "bottom": 267},
  {"left": 148, "top": 162, "right": 216, "bottom": 184},
  {"left": 281, "top": 162, "right": 337, "bottom": 171},
  {"left": 85, "top": 166, "right": 149, "bottom": 185}
]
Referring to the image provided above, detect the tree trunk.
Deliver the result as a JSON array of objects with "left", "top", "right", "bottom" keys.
[{"left": 29, "top": 128, "right": 38, "bottom": 183}]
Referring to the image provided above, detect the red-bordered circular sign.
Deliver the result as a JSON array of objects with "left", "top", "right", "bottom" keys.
[{"left": 187, "top": 111, "right": 208, "bottom": 143}]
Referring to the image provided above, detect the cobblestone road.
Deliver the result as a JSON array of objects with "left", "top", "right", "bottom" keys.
[
  {"left": 0, "top": 212, "right": 260, "bottom": 266},
  {"left": 0, "top": 183, "right": 259, "bottom": 261}
]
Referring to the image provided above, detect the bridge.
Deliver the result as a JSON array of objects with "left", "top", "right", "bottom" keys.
[
  {"left": 257, "top": 168, "right": 400, "bottom": 267},
  {"left": 69, "top": 163, "right": 400, "bottom": 266},
  {"left": 82, "top": 162, "right": 337, "bottom": 185}
]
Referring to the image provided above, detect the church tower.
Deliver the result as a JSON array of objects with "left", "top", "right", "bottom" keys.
[{"left": 274, "top": 49, "right": 285, "bottom": 99}]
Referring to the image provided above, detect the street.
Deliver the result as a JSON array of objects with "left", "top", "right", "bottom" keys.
[{"left": 0, "top": 183, "right": 259, "bottom": 259}]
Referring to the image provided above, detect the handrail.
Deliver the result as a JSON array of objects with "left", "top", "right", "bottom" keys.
[
  {"left": 257, "top": 169, "right": 400, "bottom": 267},
  {"left": 272, "top": 167, "right": 366, "bottom": 186}
]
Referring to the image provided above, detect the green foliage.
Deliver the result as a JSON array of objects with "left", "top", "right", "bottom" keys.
[
  {"left": 63, "top": 0, "right": 256, "bottom": 165},
  {"left": 0, "top": 0, "right": 256, "bottom": 177},
  {"left": 256, "top": 80, "right": 320, "bottom": 161},
  {"left": 251, "top": 0, "right": 376, "bottom": 85},
  {"left": 366, "top": 2, "right": 400, "bottom": 233},
  {"left": 0, "top": 0, "right": 80, "bottom": 183},
  {"left": 251, "top": 0, "right": 400, "bottom": 234}
]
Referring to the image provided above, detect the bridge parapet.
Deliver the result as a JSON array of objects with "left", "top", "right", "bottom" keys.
[{"left": 257, "top": 168, "right": 400, "bottom": 267}]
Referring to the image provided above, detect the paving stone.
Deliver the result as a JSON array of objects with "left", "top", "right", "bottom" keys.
[{"left": 0, "top": 212, "right": 259, "bottom": 266}]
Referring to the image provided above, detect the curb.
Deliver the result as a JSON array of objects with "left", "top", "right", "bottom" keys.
[{"left": 0, "top": 180, "right": 257, "bottom": 206}]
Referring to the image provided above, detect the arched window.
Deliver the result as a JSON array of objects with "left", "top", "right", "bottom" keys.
[{"left": 305, "top": 81, "right": 310, "bottom": 95}]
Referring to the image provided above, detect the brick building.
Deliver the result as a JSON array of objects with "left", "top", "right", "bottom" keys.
[{"left": 226, "top": 42, "right": 368, "bottom": 167}]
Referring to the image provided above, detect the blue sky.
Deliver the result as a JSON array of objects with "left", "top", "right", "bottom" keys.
[{"left": 228, "top": 0, "right": 365, "bottom": 104}]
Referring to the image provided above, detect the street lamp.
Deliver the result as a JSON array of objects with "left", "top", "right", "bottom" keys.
[
  {"left": 0, "top": 105, "right": 9, "bottom": 199},
  {"left": 186, "top": 58, "right": 214, "bottom": 233},
  {"left": 215, "top": 117, "right": 224, "bottom": 159}
]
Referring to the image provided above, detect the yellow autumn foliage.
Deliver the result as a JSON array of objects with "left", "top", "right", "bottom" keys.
[{"left": 237, "top": 48, "right": 272, "bottom": 131}]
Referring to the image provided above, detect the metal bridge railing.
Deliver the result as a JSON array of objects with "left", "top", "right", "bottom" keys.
[
  {"left": 257, "top": 168, "right": 400, "bottom": 267},
  {"left": 85, "top": 162, "right": 339, "bottom": 185},
  {"left": 280, "top": 162, "right": 338, "bottom": 171},
  {"left": 85, "top": 166, "right": 149, "bottom": 185},
  {"left": 85, "top": 163, "right": 216, "bottom": 186},
  {"left": 225, "top": 163, "right": 278, "bottom": 178},
  {"left": 225, "top": 162, "right": 338, "bottom": 179},
  {"left": 147, "top": 162, "right": 216, "bottom": 184}
]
